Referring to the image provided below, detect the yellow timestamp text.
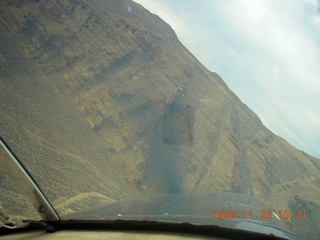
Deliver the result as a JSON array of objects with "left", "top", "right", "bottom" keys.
[{"left": 212, "top": 210, "right": 307, "bottom": 220}]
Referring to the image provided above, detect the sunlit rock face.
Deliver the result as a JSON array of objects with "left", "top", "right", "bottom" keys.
[{"left": 0, "top": 0, "right": 319, "bottom": 238}]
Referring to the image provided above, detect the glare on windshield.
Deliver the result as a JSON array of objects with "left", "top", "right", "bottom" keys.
[{"left": 0, "top": 0, "right": 319, "bottom": 239}]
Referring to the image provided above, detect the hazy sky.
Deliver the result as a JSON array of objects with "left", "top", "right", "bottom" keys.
[{"left": 133, "top": 0, "right": 320, "bottom": 158}]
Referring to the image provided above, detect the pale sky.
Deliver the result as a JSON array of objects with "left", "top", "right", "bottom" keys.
[{"left": 133, "top": 0, "right": 320, "bottom": 158}]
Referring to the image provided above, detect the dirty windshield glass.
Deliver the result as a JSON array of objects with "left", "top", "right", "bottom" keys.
[{"left": 0, "top": 0, "right": 319, "bottom": 239}]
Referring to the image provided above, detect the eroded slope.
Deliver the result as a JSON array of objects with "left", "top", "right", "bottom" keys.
[{"left": 0, "top": 0, "right": 319, "bottom": 237}]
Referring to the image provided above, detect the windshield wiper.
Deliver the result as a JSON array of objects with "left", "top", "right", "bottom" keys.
[{"left": 0, "top": 138, "right": 59, "bottom": 224}]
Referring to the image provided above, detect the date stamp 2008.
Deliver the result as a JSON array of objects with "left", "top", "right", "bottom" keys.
[{"left": 212, "top": 209, "right": 307, "bottom": 220}]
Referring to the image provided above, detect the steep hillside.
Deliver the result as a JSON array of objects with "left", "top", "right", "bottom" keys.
[{"left": 0, "top": 0, "right": 319, "bottom": 238}]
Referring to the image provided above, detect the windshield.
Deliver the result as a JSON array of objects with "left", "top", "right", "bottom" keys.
[{"left": 0, "top": 0, "right": 319, "bottom": 239}]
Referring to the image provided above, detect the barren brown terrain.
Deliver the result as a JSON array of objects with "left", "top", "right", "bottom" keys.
[{"left": 0, "top": 0, "right": 319, "bottom": 238}]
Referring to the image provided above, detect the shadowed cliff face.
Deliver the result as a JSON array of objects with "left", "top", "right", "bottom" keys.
[{"left": 0, "top": 0, "right": 319, "bottom": 238}]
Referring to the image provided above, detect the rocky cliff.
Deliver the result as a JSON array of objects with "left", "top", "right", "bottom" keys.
[{"left": 0, "top": 0, "right": 319, "bottom": 238}]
